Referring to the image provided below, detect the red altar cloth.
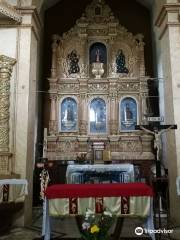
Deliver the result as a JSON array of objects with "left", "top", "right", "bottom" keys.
[{"left": 45, "top": 183, "right": 153, "bottom": 199}]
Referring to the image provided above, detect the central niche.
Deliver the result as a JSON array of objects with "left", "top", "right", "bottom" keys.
[
  {"left": 89, "top": 42, "right": 107, "bottom": 78},
  {"left": 89, "top": 98, "right": 107, "bottom": 133},
  {"left": 89, "top": 42, "right": 107, "bottom": 64}
]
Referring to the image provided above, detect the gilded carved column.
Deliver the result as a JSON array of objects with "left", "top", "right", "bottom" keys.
[
  {"left": 110, "top": 98, "right": 118, "bottom": 135},
  {"left": 79, "top": 79, "right": 88, "bottom": 135},
  {"left": 109, "top": 79, "right": 118, "bottom": 135},
  {"left": 49, "top": 95, "right": 57, "bottom": 135},
  {"left": 0, "top": 55, "right": 16, "bottom": 152},
  {"left": 79, "top": 93, "right": 88, "bottom": 135},
  {"left": 0, "top": 55, "right": 16, "bottom": 175}
]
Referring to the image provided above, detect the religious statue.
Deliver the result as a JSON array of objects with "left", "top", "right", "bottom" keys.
[
  {"left": 95, "top": 48, "right": 100, "bottom": 62},
  {"left": 116, "top": 49, "right": 129, "bottom": 74},
  {"left": 61, "top": 100, "right": 77, "bottom": 131},
  {"left": 67, "top": 49, "right": 80, "bottom": 74},
  {"left": 63, "top": 104, "right": 74, "bottom": 122},
  {"left": 124, "top": 103, "right": 133, "bottom": 122},
  {"left": 67, "top": 104, "right": 74, "bottom": 122},
  {"left": 140, "top": 125, "right": 174, "bottom": 161}
]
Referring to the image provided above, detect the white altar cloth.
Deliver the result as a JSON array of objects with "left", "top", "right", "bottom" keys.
[
  {"left": 0, "top": 179, "right": 28, "bottom": 203},
  {"left": 66, "top": 164, "right": 134, "bottom": 184}
]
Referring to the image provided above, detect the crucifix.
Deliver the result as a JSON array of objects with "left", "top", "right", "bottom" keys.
[
  {"left": 135, "top": 124, "right": 177, "bottom": 178},
  {"left": 136, "top": 123, "right": 177, "bottom": 238}
]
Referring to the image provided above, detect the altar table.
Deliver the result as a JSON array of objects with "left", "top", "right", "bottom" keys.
[
  {"left": 66, "top": 164, "right": 134, "bottom": 184},
  {"left": 42, "top": 183, "right": 155, "bottom": 240},
  {"left": 0, "top": 179, "right": 28, "bottom": 203}
]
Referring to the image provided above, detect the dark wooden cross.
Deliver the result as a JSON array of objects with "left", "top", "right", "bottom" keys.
[{"left": 135, "top": 124, "right": 177, "bottom": 178}]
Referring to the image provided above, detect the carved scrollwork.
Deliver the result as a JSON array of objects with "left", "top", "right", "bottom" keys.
[
  {"left": 87, "top": 29, "right": 108, "bottom": 36},
  {"left": 0, "top": 101, "right": 9, "bottom": 121},
  {"left": 58, "top": 83, "right": 79, "bottom": 93},
  {"left": 120, "top": 140, "right": 142, "bottom": 152},
  {"left": 0, "top": 126, "right": 8, "bottom": 146},
  {"left": 118, "top": 82, "right": 140, "bottom": 92},
  {"left": 88, "top": 83, "right": 108, "bottom": 93},
  {"left": 57, "top": 140, "right": 76, "bottom": 153}
]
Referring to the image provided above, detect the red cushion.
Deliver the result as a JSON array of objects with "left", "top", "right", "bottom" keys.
[{"left": 45, "top": 183, "right": 154, "bottom": 199}]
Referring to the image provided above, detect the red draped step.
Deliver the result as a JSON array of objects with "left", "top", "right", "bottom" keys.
[{"left": 45, "top": 183, "right": 154, "bottom": 199}]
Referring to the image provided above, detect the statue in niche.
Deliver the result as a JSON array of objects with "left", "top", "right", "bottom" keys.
[
  {"left": 121, "top": 98, "right": 137, "bottom": 131},
  {"left": 95, "top": 49, "right": 100, "bottom": 62},
  {"left": 95, "top": 105, "right": 104, "bottom": 124},
  {"left": 61, "top": 99, "right": 77, "bottom": 131},
  {"left": 116, "top": 49, "right": 129, "bottom": 74},
  {"left": 124, "top": 103, "right": 133, "bottom": 122},
  {"left": 67, "top": 50, "right": 80, "bottom": 74},
  {"left": 65, "top": 104, "right": 74, "bottom": 122}
]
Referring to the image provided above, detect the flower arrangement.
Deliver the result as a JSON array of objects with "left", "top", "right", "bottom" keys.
[
  {"left": 81, "top": 208, "right": 114, "bottom": 240},
  {"left": 76, "top": 153, "right": 87, "bottom": 164}
]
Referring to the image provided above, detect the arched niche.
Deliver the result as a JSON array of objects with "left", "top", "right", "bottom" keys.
[
  {"left": 89, "top": 42, "right": 107, "bottom": 64},
  {"left": 120, "top": 97, "right": 137, "bottom": 131},
  {"left": 60, "top": 97, "right": 78, "bottom": 132},
  {"left": 89, "top": 98, "right": 107, "bottom": 133}
]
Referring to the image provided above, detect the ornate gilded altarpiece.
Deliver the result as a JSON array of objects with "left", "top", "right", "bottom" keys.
[{"left": 46, "top": 0, "right": 154, "bottom": 164}]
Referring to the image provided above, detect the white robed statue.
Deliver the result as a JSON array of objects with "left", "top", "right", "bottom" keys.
[
  {"left": 140, "top": 125, "right": 174, "bottom": 161},
  {"left": 62, "top": 104, "right": 76, "bottom": 129}
]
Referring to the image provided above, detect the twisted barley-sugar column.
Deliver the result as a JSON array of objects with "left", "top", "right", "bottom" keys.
[{"left": 0, "top": 55, "right": 16, "bottom": 152}]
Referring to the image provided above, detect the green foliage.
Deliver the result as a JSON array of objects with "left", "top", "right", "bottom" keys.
[{"left": 81, "top": 208, "right": 115, "bottom": 240}]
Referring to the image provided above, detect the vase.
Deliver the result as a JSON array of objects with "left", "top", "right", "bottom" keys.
[{"left": 91, "top": 62, "right": 104, "bottom": 79}]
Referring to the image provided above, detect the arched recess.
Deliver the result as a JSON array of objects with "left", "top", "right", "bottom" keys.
[
  {"left": 60, "top": 97, "right": 78, "bottom": 132},
  {"left": 89, "top": 42, "right": 107, "bottom": 64},
  {"left": 119, "top": 97, "right": 138, "bottom": 131},
  {"left": 89, "top": 98, "right": 107, "bottom": 134}
]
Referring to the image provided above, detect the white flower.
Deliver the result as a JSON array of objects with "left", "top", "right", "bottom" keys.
[
  {"left": 103, "top": 211, "right": 112, "bottom": 217},
  {"left": 85, "top": 208, "right": 95, "bottom": 218},
  {"left": 82, "top": 222, "right": 90, "bottom": 230}
]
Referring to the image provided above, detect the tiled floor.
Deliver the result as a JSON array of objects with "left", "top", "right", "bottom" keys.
[{"left": 0, "top": 207, "right": 179, "bottom": 240}]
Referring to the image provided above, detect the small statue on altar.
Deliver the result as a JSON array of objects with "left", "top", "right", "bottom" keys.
[
  {"left": 116, "top": 49, "right": 129, "bottom": 74},
  {"left": 67, "top": 49, "right": 80, "bottom": 74}
]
